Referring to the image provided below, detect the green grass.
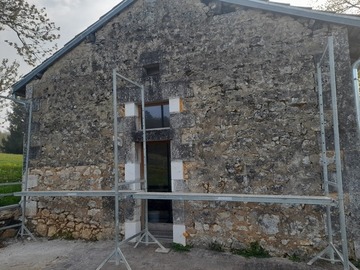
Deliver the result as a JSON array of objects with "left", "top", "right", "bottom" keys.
[
  {"left": 0, "top": 153, "right": 23, "bottom": 207},
  {"left": 288, "top": 253, "right": 302, "bottom": 262},
  {"left": 171, "top": 243, "right": 192, "bottom": 252},
  {"left": 351, "top": 259, "right": 360, "bottom": 268},
  {"left": 231, "top": 242, "right": 271, "bottom": 258}
]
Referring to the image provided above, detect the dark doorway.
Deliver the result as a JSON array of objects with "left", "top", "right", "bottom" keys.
[{"left": 147, "top": 142, "right": 172, "bottom": 223}]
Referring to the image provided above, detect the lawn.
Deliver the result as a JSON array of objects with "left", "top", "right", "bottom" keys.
[{"left": 0, "top": 153, "right": 23, "bottom": 207}]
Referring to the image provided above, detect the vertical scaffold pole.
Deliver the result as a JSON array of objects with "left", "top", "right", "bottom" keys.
[
  {"left": 111, "top": 72, "right": 168, "bottom": 253},
  {"left": 21, "top": 100, "right": 33, "bottom": 237},
  {"left": 140, "top": 85, "right": 149, "bottom": 244},
  {"left": 0, "top": 95, "right": 35, "bottom": 240},
  {"left": 97, "top": 69, "right": 131, "bottom": 270},
  {"left": 112, "top": 69, "right": 121, "bottom": 265},
  {"left": 328, "top": 36, "right": 350, "bottom": 270},
  {"left": 316, "top": 62, "right": 335, "bottom": 263}
]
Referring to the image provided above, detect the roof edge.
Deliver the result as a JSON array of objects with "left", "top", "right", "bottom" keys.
[
  {"left": 12, "top": 0, "right": 360, "bottom": 95},
  {"left": 12, "top": 0, "right": 134, "bottom": 95},
  {"left": 222, "top": 0, "right": 360, "bottom": 27}
]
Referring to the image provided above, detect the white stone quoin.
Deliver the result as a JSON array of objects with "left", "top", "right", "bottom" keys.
[
  {"left": 124, "top": 162, "right": 141, "bottom": 241},
  {"left": 26, "top": 201, "right": 38, "bottom": 217},
  {"left": 169, "top": 97, "right": 182, "bottom": 113},
  {"left": 173, "top": 224, "right": 186, "bottom": 245},
  {"left": 125, "top": 163, "right": 141, "bottom": 190},
  {"left": 171, "top": 161, "right": 186, "bottom": 245},
  {"left": 125, "top": 102, "right": 138, "bottom": 117},
  {"left": 171, "top": 160, "right": 184, "bottom": 182},
  {"left": 125, "top": 221, "right": 141, "bottom": 241}
]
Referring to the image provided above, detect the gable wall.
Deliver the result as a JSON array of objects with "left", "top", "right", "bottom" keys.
[{"left": 25, "top": 0, "right": 360, "bottom": 257}]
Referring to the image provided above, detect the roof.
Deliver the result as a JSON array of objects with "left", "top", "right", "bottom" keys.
[{"left": 12, "top": 0, "right": 360, "bottom": 95}]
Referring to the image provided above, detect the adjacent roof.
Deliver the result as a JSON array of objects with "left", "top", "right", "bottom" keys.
[{"left": 12, "top": 0, "right": 360, "bottom": 95}]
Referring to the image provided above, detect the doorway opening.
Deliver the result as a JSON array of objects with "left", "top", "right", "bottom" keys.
[{"left": 146, "top": 141, "right": 172, "bottom": 223}]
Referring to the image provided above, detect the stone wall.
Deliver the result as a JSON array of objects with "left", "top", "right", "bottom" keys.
[
  {"left": 0, "top": 206, "right": 21, "bottom": 239},
  {"left": 26, "top": 165, "right": 118, "bottom": 240},
  {"left": 25, "top": 0, "right": 360, "bottom": 257}
]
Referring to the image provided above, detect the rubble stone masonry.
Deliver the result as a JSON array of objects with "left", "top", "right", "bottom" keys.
[{"left": 25, "top": 0, "right": 360, "bottom": 257}]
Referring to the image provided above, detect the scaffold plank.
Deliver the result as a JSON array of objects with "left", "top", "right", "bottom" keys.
[
  {"left": 133, "top": 192, "right": 337, "bottom": 206},
  {"left": 14, "top": 190, "right": 336, "bottom": 206},
  {"left": 14, "top": 190, "right": 137, "bottom": 197}
]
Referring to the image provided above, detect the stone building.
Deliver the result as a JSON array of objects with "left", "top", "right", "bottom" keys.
[{"left": 13, "top": 0, "right": 360, "bottom": 258}]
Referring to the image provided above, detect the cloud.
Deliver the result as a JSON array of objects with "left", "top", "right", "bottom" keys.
[{"left": 29, "top": 0, "right": 122, "bottom": 45}]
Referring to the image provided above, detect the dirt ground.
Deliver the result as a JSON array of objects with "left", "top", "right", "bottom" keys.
[{"left": 0, "top": 238, "right": 343, "bottom": 270}]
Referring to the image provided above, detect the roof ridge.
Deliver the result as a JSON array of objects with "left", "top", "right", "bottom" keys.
[{"left": 12, "top": 0, "right": 360, "bottom": 95}]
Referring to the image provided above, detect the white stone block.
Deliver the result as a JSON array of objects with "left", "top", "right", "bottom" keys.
[
  {"left": 173, "top": 224, "right": 186, "bottom": 246},
  {"left": 125, "top": 221, "right": 141, "bottom": 242},
  {"left": 171, "top": 160, "right": 183, "bottom": 180},
  {"left": 27, "top": 175, "right": 38, "bottom": 189},
  {"left": 125, "top": 163, "right": 140, "bottom": 181},
  {"left": 26, "top": 200, "right": 38, "bottom": 217},
  {"left": 125, "top": 163, "right": 141, "bottom": 190},
  {"left": 125, "top": 103, "right": 138, "bottom": 117},
  {"left": 169, "top": 98, "right": 181, "bottom": 113}
]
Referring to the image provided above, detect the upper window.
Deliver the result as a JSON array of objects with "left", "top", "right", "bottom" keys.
[
  {"left": 144, "top": 103, "right": 170, "bottom": 129},
  {"left": 143, "top": 63, "right": 160, "bottom": 77}
]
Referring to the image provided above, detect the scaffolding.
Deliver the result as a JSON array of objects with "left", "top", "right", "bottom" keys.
[
  {"left": 306, "top": 36, "right": 354, "bottom": 269},
  {"left": 0, "top": 95, "right": 35, "bottom": 241},
  {"left": 12, "top": 36, "right": 357, "bottom": 270}
]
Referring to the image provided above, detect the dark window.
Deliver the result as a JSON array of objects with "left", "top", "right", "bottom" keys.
[
  {"left": 143, "top": 63, "right": 160, "bottom": 76},
  {"left": 144, "top": 104, "right": 169, "bottom": 129}
]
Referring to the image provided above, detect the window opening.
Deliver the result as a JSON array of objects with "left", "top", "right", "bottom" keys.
[
  {"left": 143, "top": 63, "right": 160, "bottom": 76},
  {"left": 143, "top": 103, "right": 170, "bottom": 129}
]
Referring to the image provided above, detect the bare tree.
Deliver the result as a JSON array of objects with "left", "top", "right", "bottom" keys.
[
  {"left": 314, "top": 0, "right": 360, "bottom": 14},
  {"left": 0, "top": 0, "right": 59, "bottom": 93}
]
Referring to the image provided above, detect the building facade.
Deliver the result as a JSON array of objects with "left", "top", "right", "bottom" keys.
[{"left": 13, "top": 0, "right": 360, "bottom": 258}]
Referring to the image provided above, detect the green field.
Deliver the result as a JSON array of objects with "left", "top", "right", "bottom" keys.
[{"left": 0, "top": 153, "right": 23, "bottom": 207}]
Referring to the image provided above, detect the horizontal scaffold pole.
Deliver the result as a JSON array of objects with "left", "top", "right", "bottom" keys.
[
  {"left": 14, "top": 190, "right": 137, "bottom": 197},
  {"left": 133, "top": 192, "right": 336, "bottom": 206},
  {"left": 14, "top": 191, "right": 337, "bottom": 206}
]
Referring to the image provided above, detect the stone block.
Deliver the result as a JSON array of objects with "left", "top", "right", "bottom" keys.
[
  {"left": 47, "top": 226, "right": 57, "bottom": 237},
  {"left": 36, "top": 223, "right": 48, "bottom": 237},
  {"left": 171, "top": 160, "right": 183, "bottom": 181},
  {"left": 173, "top": 224, "right": 186, "bottom": 246},
  {"left": 26, "top": 201, "right": 38, "bottom": 217},
  {"left": 1, "top": 229, "right": 18, "bottom": 239},
  {"left": 81, "top": 228, "right": 92, "bottom": 240}
]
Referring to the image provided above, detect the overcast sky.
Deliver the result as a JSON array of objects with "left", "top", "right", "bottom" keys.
[{"left": 0, "top": 0, "right": 316, "bottom": 131}]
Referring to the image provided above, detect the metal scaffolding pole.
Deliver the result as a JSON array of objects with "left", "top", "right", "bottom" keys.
[
  {"left": 316, "top": 61, "right": 335, "bottom": 263},
  {"left": 307, "top": 36, "right": 356, "bottom": 270},
  {"left": 113, "top": 71, "right": 169, "bottom": 253},
  {"left": 0, "top": 95, "right": 35, "bottom": 240},
  {"left": 96, "top": 69, "right": 131, "bottom": 270},
  {"left": 329, "top": 36, "right": 350, "bottom": 270}
]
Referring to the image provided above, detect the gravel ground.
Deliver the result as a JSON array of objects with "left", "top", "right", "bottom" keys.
[{"left": 0, "top": 238, "right": 343, "bottom": 270}]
